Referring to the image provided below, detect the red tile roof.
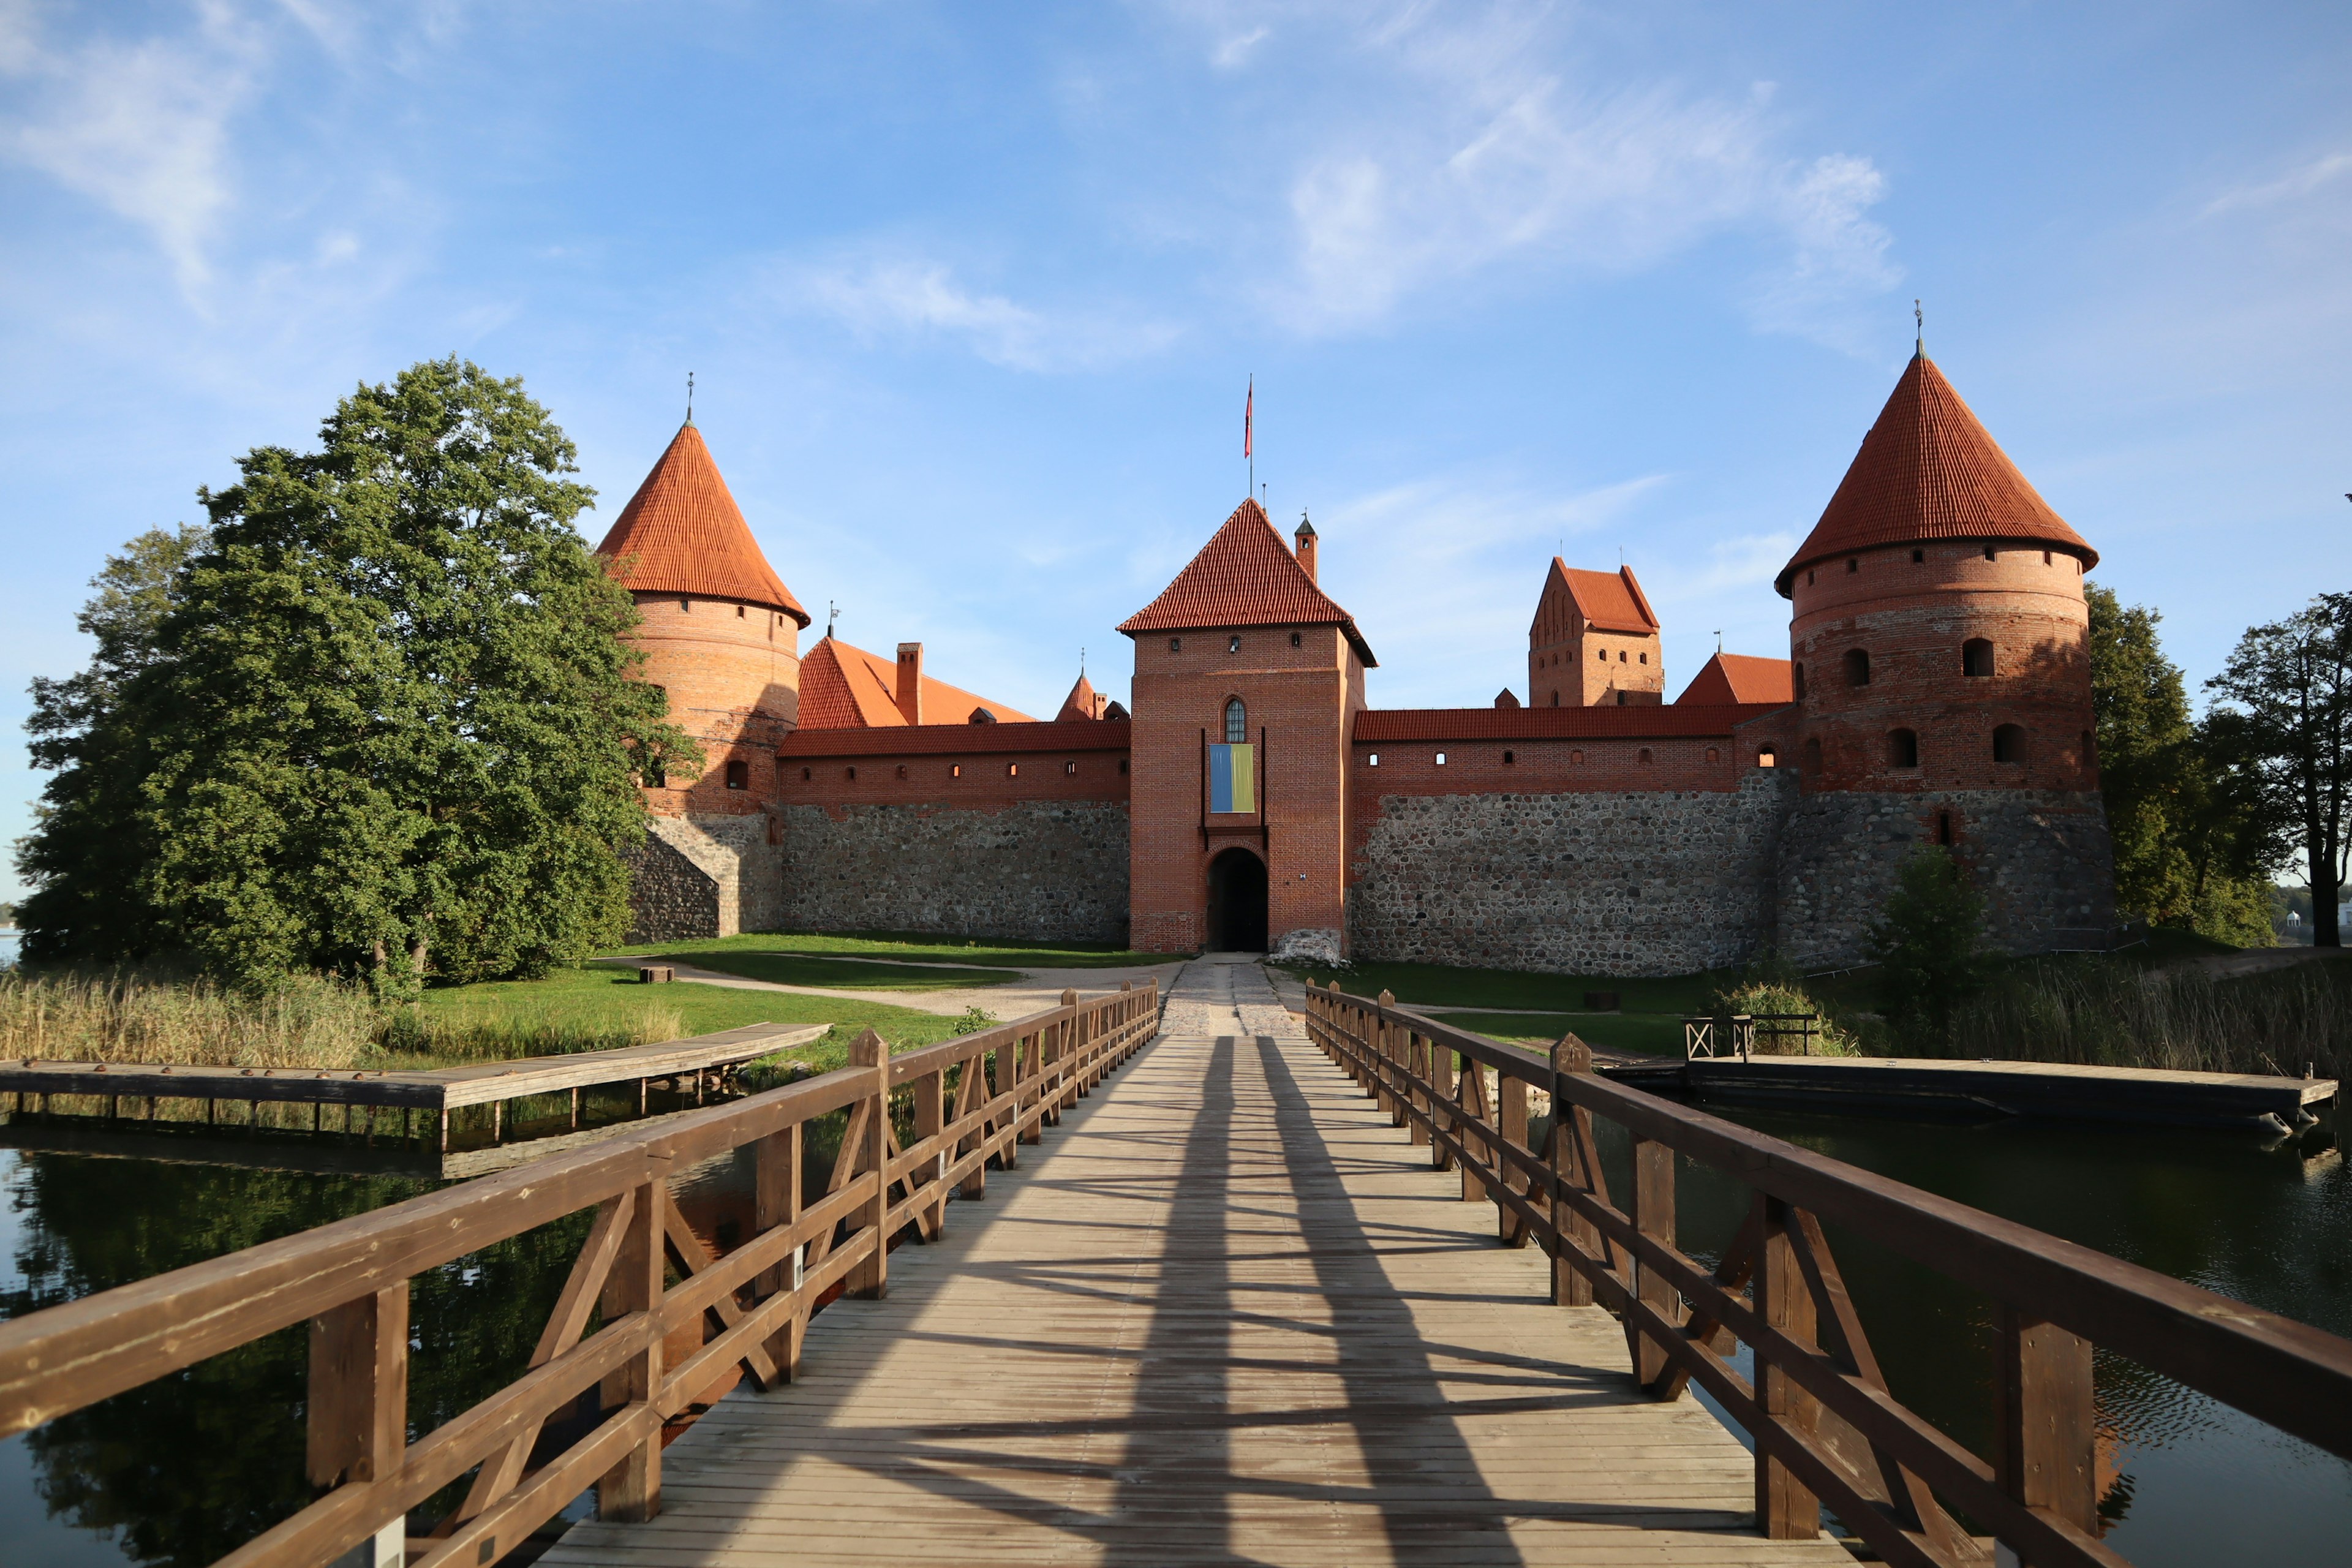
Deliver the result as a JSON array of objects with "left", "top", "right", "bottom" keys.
[
  {"left": 1548, "top": 562, "right": 1659, "bottom": 635},
  {"left": 1355, "top": 704, "right": 1787, "bottom": 742},
  {"left": 1776, "top": 355, "right": 2096, "bottom": 595},
  {"left": 1055, "top": 671, "right": 1109, "bottom": 722},
  {"left": 595, "top": 423, "right": 810, "bottom": 625},
  {"left": 1119, "top": 498, "right": 1376, "bottom": 666},
  {"left": 1674, "top": 653, "right": 1794, "bottom": 707},
  {"left": 778, "top": 718, "right": 1131, "bottom": 758},
  {"left": 797, "top": 636, "right": 1037, "bottom": 729}
]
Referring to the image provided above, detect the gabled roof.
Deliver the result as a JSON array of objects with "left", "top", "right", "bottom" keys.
[
  {"left": 1536, "top": 560, "right": 1658, "bottom": 636},
  {"left": 594, "top": 423, "right": 811, "bottom": 625},
  {"left": 1675, "top": 652, "right": 1794, "bottom": 707},
  {"left": 1119, "top": 498, "right": 1376, "bottom": 666},
  {"left": 796, "top": 636, "right": 1037, "bottom": 730},
  {"left": 1055, "top": 671, "right": 1109, "bottom": 722},
  {"left": 1776, "top": 353, "right": 2096, "bottom": 595}
]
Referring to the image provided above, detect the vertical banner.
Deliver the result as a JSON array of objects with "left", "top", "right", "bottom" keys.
[{"left": 1208, "top": 744, "right": 1256, "bottom": 813}]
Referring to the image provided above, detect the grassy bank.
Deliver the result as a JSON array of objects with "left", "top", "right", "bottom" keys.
[
  {"left": 620, "top": 930, "right": 1188, "bottom": 971},
  {"left": 1272, "top": 959, "right": 1741, "bottom": 1057}
]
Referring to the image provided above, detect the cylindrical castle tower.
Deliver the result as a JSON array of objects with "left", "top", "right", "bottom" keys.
[
  {"left": 1770, "top": 350, "right": 2116, "bottom": 962},
  {"left": 594, "top": 421, "right": 811, "bottom": 935}
]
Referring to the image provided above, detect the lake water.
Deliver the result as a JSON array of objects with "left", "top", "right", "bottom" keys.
[{"left": 0, "top": 1092, "right": 2343, "bottom": 1566}]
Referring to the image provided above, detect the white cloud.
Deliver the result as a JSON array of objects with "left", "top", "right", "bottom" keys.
[
  {"left": 0, "top": 2, "right": 265, "bottom": 293},
  {"left": 2201, "top": 151, "right": 2352, "bottom": 217},
  {"left": 1212, "top": 24, "right": 1268, "bottom": 69},
  {"left": 780, "top": 255, "right": 1182, "bottom": 372}
]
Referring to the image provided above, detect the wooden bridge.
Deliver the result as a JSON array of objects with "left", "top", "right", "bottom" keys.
[{"left": 2, "top": 963, "right": 2350, "bottom": 1568}]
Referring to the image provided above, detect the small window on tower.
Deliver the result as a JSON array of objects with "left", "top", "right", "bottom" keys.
[
  {"left": 845, "top": 766, "right": 856, "bottom": 780},
  {"left": 1847, "top": 557, "right": 1858, "bottom": 573},
  {"left": 1993, "top": 725, "right": 2026, "bottom": 763},
  {"left": 725, "top": 761, "right": 748, "bottom": 790},
  {"left": 1434, "top": 752, "right": 1447, "bottom": 766},
  {"left": 1845, "top": 649, "right": 1871, "bottom": 687},
  {"left": 801, "top": 767, "right": 812, "bottom": 782},
  {"left": 1367, "top": 753, "right": 1380, "bottom": 767},
  {"left": 1008, "top": 763, "right": 1019, "bottom": 777},
  {"left": 1618, "top": 650, "right": 1629, "bottom": 663},
  {"left": 1169, "top": 637, "right": 1182, "bottom": 653},
  {"left": 1963, "top": 639, "right": 1995, "bottom": 677},
  {"left": 1638, "top": 652, "right": 1648, "bottom": 665},
  {"left": 736, "top": 605, "right": 745, "bottom": 617},
  {"left": 1793, "top": 663, "right": 1806, "bottom": 699},
  {"left": 1807, "top": 570, "right": 1816, "bottom": 586},
  {"left": 679, "top": 597, "right": 691, "bottom": 612},
  {"left": 1888, "top": 729, "right": 1919, "bottom": 769},
  {"left": 1502, "top": 750, "right": 1515, "bottom": 764},
  {"left": 895, "top": 764, "right": 907, "bottom": 779},
  {"left": 1550, "top": 691, "right": 1559, "bottom": 706},
  {"left": 952, "top": 764, "right": 962, "bottom": 778},
  {"left": 1757, "top": 745, "right": 1777, "bottom": 768},
  {"left": 2043, "top": 550, "right": 2053, "bottom": 565},
  {"left": 1985, "top": 545, "right": 1997, "bottom": 561},
  {"left": 1912, "top": 548, "right": 1924, "bottom": 563},
  {"left": 1938, "top": 812, "right": 1954, "bottom": 845},
  {"left": 1065, "top": 760, "right": 1077, "bottom": 775},
  {"left": 1228, "top": 635, "right": 1242, "bottom": 654},
  {"left": 1290, "top": 631, "right": 1302, "bottom": 648}
]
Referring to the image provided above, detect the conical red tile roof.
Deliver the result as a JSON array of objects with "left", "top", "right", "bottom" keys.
[
  {"left": 1056, "top": 671, "right": 1107, "bottom": 722},
  {"left": 1776, "top": 355, "right": 2095, "bottom": 596},
  {"left": 594, "top": 423, "right": 810, "bottom": 625},
  {"left": 1119, "top": 498, "right": 1376, "bottom": 666}
]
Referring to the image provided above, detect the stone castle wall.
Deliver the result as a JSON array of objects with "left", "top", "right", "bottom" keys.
[
  {"left": 1348, "top": 769, "right": 1799, "bottom": 976},
  {"left": 1773, "top": 788, "right": 2115, "bottom": 968},
  {"left": 777, "top": 801, "right": 1131, "bottom": 943},
  {"left": 621, "top": 814, "right": 781, "bottom": 941}
]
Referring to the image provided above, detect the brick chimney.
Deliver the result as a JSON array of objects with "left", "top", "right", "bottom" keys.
[
  {"left": 895, "top": 643, "right": 924, "bottom": 725},
  {"left": 1294, "top": 513, "right": 1318, "bottom": 582}
]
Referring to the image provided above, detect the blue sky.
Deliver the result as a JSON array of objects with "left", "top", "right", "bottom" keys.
[{"left": 2, "top": 1, "right": 2347, "bottom": 899}]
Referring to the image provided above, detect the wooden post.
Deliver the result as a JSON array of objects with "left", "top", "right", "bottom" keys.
[
  {"left": 1498, "top": 1069, "right": 1530, "bottom": 1248},
  {"left": 1755, "top": 1196, "right": 1821, "bottom": 1537},
  {"left": 1994, "top": 1306, "right": 2097, "bottom": 1563},
  {"left": 598, "top": 1170, "right": 665, "bottom": 1521},
  {"left": 306, "top": 1284, "right": 408, "bottom": 1488},
  {"left": 1406, "top": 1031, "right": 1430, "bottom": 1147},
  {"left": 846, "top": 1028, "right": 891, "bottom": 1299},
  {"left": 755, "top": 1123, "right": 803, "bottom": 1381},
  {"left": 1551, "top": 1035, "right": 1595, "bottom": 1306},
  {"left": 914, "top": 1057, "right": 944, "bottom": 1240},
  {"left": 1000, "top": 1036, "right": 1022, "bottom": 1167},
  {"left": 1376, "top": 992, "right": 1398, "bottom": 1118},
  {"left": 1428, "top": 1033, "right": 1455, "bottom": 1172},
  {"left": 1630, "top": 1137, "right": 1677, "bottom": 1389},
  {"left": 1060, "top": 989, "right": 1081, "bottom": 1111}
]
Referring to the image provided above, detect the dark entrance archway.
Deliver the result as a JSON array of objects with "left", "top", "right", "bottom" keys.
[{"left": 1206, "top": 848, "right": 1268, "bottom": 952}]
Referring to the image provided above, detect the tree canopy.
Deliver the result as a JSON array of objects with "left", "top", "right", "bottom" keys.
[
  {"left": 17, "top": 358, "right": 697, "bottom": 987},
  {"left": 2085, "top": 585, "right": 2275, "bottom": 945}
]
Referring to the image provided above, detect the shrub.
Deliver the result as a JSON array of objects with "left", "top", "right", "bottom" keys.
[{"left": 1868, "top": 848, "right": 1991, "bottom": 1052}]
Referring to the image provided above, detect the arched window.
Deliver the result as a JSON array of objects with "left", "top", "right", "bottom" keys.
[
  {"left": 1993, "top": 725, "right": 2026, "bottom": 763},
  {"left": 1888, "top": 729, "right": 1919, "bottom": 768},
  {"left": 1792, "top": 663, "right": 1806, "bottom": 699},
  {"left": 1756, "top": 745, "right": 1777, "bottom": 768},
  {"left": 1550, "top": 690, "right": 1560, "bottom": 706},
  {"left": 725, "top": 760, "right": 749, "bottom": 791},
  {"left": 1844, "top": 649, "right": 1871, "bottom": 687},
  {"left": 1224, "top": 698, "right": 1247, "bottom": 744},
  {"left": 1962, "top": 639, "right": 1995, "bottom": 677}
]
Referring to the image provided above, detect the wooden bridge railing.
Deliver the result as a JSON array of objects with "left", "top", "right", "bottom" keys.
[
  {"left": 0, "top": 980, "right": 1158, "bottom": 1568},
  {"left": 1303, "top": 982, "right": 2352, "bottom": 1568}
]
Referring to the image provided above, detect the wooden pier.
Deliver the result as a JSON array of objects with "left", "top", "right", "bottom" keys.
[
  {"left": 0, "top": 1022, "right": 829, "bottom": 1147},
  {"left": 1, "top": 974, "right": 2349, "bottom": 1568},
  {"left": 1603, "top": 1054, "right": 2339, "bottom": 1133}
]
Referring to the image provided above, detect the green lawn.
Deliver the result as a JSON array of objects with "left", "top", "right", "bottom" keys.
[
  {"left": 628, "top": 951, "right": 1019, "bottom": 992},
  {"left": 1433, "top": 1009, "right": 1686, "bottom": 1057},
  {"left": 616, "top": 930, "right": 1187, "bottom": 970},
  {"left": 416, "top": 965, "right": 986, "bottom": 1074},
  {"left": 1275, "top": 959, "right": 1736, "bottom": 1017}
]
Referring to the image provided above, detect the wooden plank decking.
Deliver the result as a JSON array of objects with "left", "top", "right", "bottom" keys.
[{"left": 543, "top": 967, "right": 1849, "bottom": 1566}]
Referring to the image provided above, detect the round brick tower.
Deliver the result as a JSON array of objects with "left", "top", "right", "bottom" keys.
[
  {"left": 1770, "top": 349, "right": 2116, "bottom": 961},
  {"left": 595, "top": 420, "right": 811, "bottom": 936}
]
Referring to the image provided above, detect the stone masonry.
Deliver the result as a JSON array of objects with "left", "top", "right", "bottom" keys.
[
  {"left": 778, "top": 801, "right": 1131, "bottom": 943},
  {"left": 1349, "top": 769, "right": 1798, "bottom": 976}
]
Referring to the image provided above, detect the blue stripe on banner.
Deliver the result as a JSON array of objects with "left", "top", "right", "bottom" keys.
[{"left": 1209, "top": 744, "right": 1235, "bottom": 813}]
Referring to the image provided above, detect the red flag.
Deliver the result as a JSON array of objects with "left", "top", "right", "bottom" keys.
[{"left": 1243, "top": 377, "right": 1253, "bottom": 459}]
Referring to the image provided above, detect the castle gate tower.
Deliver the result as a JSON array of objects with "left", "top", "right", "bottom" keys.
[
  {"left": 1771, "top": 350, "right": 2115, "bottom": 962},
  {"left": 594, "top": 421, "right": 811, "bottom": 937},
  {"left": 1121, "top": 500, "right": 1375, "bottom": 955}
]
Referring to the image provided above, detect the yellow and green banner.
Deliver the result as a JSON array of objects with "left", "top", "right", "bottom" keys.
[{"left": 1208, "top": 743, "right": 1255, "bottom": 813}]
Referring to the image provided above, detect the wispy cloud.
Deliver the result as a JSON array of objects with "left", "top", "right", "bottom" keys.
[
  {"left": 0, "top": 1, "right": 264, "bottom": 292},
  {"left": 2201, "top": 150, "right": 2352, "bottom": 217},
  {"left": 778, "top": 254, "right": 1182, "bottom": 372}
]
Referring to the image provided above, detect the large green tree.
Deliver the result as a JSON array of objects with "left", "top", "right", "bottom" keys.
[
  {"left": 17, "top": 357, "right": 697, "bottom": 986},
  {"left": 2206, "top": 594, "right": 2352, "bottom": 948},
  {"left": 2086, "top": 586, "right": 2276, "bottom": 945}
]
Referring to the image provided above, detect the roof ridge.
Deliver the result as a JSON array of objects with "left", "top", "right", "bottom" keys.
[{"left": 1118, "top": 497, "right": 1376, "bottom": 666}]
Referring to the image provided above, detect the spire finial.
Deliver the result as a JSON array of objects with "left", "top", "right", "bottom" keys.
[
  {"left": 826, "top": 598, "right": 837, "bottom": 639},
  {"left": 1080, "top": 645, "right": 1086, "bottom": 676},
  {"left": 1913, "top": 300, "right": 1923, "bottom": 358},
  {"left": 686, "top": 371, "right": 695, "bottom": 424}
]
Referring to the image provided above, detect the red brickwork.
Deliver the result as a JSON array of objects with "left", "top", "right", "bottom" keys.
[
  {"left": 629, "top": 592, "right": 802, "bottom": 819},
  {"left": 1127, "top": 620, "right": 1365, "bottom": 953},
  {"left": 1785, "top": 542, "right": 2095, "bottom": 796},
  {"left": 1526, "top": 561, "right": 1664, "bottom": 707},
  {"left": 777, "top": 721, "right": 1130, "bottom": 812}
]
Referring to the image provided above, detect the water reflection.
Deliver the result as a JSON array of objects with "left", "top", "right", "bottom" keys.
[{"left": 1617, "top": 1102, "right": 2352, "bottom": 1567}]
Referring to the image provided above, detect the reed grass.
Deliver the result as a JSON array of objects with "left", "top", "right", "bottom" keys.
[
  {"left": 1940, "top": 955, "right": 2352, "bottom": 1080},
  {"left": 0, "top": 969, "right": 687, "bottom": 1069}
]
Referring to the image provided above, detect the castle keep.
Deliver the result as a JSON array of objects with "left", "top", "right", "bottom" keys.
[{"left": 601, "top": 350, "right": 2116, "bottom": 973}]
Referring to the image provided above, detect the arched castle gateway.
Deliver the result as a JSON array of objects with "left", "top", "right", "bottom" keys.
[{"left": 601, "top": 349, "right": 2114, "bottom": 970}]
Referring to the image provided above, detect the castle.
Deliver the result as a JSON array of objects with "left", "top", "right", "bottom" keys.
[{"left": 595, "top": 349, "right": 2116, "bottom": 974}]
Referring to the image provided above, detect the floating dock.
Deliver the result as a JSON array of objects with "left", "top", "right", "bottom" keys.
[
  {"left": 1601, "top": 1054, "right": 2339, "bottom": 1133},
  {"left": 0, "top": 1022, "right": 829, "bottom": 1147}
]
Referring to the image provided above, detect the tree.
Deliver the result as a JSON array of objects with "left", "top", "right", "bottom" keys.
[
  {"left": 15, "top": 524, "right": 211, "bottom": 965},
  {"left": 17, "top": 357, "right": 698, "bottom": 986},
  {"left": 2085, "top": 586, "right": 2279, "bottom": 946},
  {"left": 2206, "top": 594, "right": 2352, "bottom": 948},
  {"left": 1868, "top": 846, "right": 1990, "bottom": 1049}
]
